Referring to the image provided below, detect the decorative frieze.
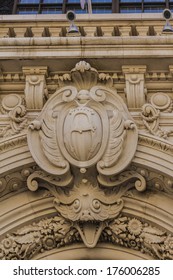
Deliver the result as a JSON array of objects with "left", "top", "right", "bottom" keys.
[
  {"left": 0, "top": 214, "right": 173, "bottom": 260},
  {"left": 131, "top": 166, "right": 173, "bottom": 195},
  {"left": 0, "top": 167, "right": 33, "bottom": 197}
]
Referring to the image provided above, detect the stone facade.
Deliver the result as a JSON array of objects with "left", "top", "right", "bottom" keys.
[{"left": 0, "top": 13, "right": 173, "bottom": 260}]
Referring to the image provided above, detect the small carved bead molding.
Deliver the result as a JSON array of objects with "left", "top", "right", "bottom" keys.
[
  {"left": 0, "top": 215, "right": 173, "bottom": 260},
  {"left": 0, "top": 167, "right": 35, "bottom": 197}
]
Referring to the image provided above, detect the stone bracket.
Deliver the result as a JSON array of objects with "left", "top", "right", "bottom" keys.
[
  {"left": 122, "top": 65, "right": 147, "bottom": 109},
  {"left": 23, "top": 66, "right": 48, "bottom": 110}
]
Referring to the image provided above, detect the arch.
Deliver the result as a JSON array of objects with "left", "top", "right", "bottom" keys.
[{"left": 34, "top": 244, "right": 154, "bottom": 260}]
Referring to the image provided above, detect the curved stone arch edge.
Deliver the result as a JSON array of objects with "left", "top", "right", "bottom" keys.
[
  {"left": 34, "top": 243, "right": 155, "bottom": 260},
  {"left": 1, "top": 131, "right": 173, "bottom": 181},
  {"left": 1, "top": 193, "right": 173, "bottom": 235}
]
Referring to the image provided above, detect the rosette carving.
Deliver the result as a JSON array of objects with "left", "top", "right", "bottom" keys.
[{"left": 1, "top": 214, "right": 173, "bottom": 260}]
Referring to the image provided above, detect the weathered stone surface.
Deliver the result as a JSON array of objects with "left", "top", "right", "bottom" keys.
[{"left": 0, "top": 15, "right": 173, "bottom": 260}]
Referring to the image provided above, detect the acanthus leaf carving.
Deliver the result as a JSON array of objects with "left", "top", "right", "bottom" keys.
[
  {"left": 98, "top": 110, "right": 127, "bottom": 169},
  {"left": 141, "top": 102, "right": 173, "bottom": 139},
  {"left": 0, "top": 94, "right": 28, "bottom": 139},
  {"left": 97, "top": 170, "right": 146, "bottom": 192}
]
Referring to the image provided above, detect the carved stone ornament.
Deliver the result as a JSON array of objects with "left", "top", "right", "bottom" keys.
[
  {"left": 141, "top": 103, "right": 173, "bottom": 139},
  {"left": 0, "top": 94, "right": 28, "bottom": 138},
  {"left": 1, "top": 214, "right": 173, "bottom": 260},
  {"left": 27, "top": 172, "right": 144, "bottom": 248},
  {"left": 28, "top": 61, "right": 138, "bottom": 177},
  {"left": 26, "top": 61, "right": 143, "bottom": 251}
]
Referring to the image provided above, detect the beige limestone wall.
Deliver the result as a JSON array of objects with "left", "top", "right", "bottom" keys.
[{"left": 0, "top": 15, "right": 173, "bottom": 260}]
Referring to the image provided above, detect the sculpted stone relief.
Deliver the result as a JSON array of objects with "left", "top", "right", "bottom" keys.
[
  {"left": 28, "top": 61, "right": 138, "bottom": 178},
  {"left": 0, "top": 167, "right": 33, "bottom": 197},
  {"left": 141, "top": 92, "right": 173, "bottom": 139},
  {"left": 0, "top": 94, "right": 28, "bottom": 138},
  {"left": 25, "top": 61, "right": 148, "bottom": 256},
  {"left": 1, "top": 214, "right": 173, "bottom": 260},
  {"left": 1, "top": 61, "right": 173, "bottom": 260}
]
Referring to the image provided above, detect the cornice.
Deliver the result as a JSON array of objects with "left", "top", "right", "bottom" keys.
[
  {"left": 1, "top": 37, "right": 173, "bottom": 46},
  {"left": 35, "top": 243, "right": 154, "bottom": 260},
  {"left": 0, "top": 13, "right": 166, "bottom": 23}
]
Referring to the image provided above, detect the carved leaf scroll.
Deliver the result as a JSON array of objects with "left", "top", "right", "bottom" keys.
[
  {"left": 40, "top": 119, "right": 67, "bottom": 169},
  {"left": 99, "top": 110, "right": 126, "bottom": 168}
]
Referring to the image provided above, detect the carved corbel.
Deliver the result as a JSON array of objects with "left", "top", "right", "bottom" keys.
[
  {"left": 23, "top": 67, "right": 48, "bottom": 110},
  {"left": 122, "top": 65, "right": 147, "bottom": 109}
]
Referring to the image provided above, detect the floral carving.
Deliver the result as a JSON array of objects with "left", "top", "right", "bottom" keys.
[
  {"left": 0, "top": 94, "right": 28, "bottom": 139},
  {"left": 103, "top": 216, "right": 173, "bottom": 260},
  {"left": 128, "top": 218, "right": 142, "bottom": 235},
  {"left": 141, "top": 103, "right": 173, "bottom": 139},
  {"left": 0, "top": 216, "right": 75, "bottom": 260},
  {"left": 1, "top": 214, "right": 173, "bottom": 260}
]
